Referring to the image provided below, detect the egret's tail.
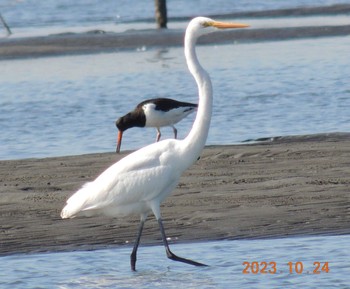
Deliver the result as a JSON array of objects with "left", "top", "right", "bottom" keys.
[
  {"left": 60, "top": 204, "right": 76, "bottom": 219},
  {"left": 60, "top": 182, "right": 95, "bottom": 219},
  {"left": 60, "top": 198, "right": 83, "bottom": 218}
]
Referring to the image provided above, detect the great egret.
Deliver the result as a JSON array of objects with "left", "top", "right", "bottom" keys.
[
  {"left": 61, "top": 17, "right": 249, "bottom": 271},
  {"left": 115, "top": 97, "right": 198, "bottom": 153}
]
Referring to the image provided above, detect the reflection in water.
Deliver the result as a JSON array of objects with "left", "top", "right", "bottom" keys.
[{"left": 146, "top": 48, "right": 174, "bottom": 69}]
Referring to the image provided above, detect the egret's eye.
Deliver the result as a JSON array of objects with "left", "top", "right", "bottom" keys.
[{"left": 202, "top": 21, "right": 212, "bottom": 28}]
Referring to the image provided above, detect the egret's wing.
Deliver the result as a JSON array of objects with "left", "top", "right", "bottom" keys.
[{"left": 61, "top": 140, "right": 179, "bottom": 218}]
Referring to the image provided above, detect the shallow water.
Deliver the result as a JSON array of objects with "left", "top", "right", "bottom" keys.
[
  {"left": 0, "top": 235, "right": 348, "bottom": 288},
  {"left": 2, "top": 0, "right": 349, "bottom": 34},
  {"left": 1, "top": 35, "right": 350, "bottom": 160}
]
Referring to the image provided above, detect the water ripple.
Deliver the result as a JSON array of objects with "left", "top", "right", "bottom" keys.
[{"left": 0, "top": 235, "right": 349, "bottom": 288}]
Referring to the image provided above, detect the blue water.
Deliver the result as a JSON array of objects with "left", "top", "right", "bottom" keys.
[
  {"left": 1, "top": 35, "right": 350, "bottom": 160},
  {"left": 1, "top": 1, "right": 350, "bottom": 160},
  {"left": 0, "top": 235, "right": 349, "bottom": 288},
  {"left": 2, "top": 0, "right": 349, "bottom": 32}
]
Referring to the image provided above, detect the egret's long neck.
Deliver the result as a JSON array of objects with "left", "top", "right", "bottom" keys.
[{"left": 181, "top": 31, "right": 213, "bottom": 165}]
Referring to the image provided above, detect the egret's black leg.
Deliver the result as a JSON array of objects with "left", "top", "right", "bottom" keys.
[
  {"left": 157, "top": 218, "right": 208, "bottom": 267},
  {"left": 130, "top": 219, "right": 145, "bottom": 271}
]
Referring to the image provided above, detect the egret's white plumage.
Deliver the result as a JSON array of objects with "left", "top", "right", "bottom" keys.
[
  {"left": 61, "top": 16, "right": 249, "bottom": 271},
  {"left": 61, "top": 142, "right": 182, "bottom": 218}
]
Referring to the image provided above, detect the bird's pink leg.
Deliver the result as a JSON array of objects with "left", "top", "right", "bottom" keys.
[
  {"left": 172, "top": 126, "right": 178, "bottom": 139},
  {"left": 156, "top": 128, "right": 161, "bottom": 142}
]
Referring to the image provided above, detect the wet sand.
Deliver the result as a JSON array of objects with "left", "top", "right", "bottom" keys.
[
  {"left": 1, "top": 133, "right": 349, "bottom": 256},
  {"left": 1, "top": 25, "right": 350, "bottom": 60},
  {"left": 1, "top": 4, "right": 350, "bottom": 60}
]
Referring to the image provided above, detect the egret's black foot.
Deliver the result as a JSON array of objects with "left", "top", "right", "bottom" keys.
[
  {"left": 166, "top": 248, "right": 208, "bottom": 267},
  {"left": 130, "top": 254, "right": 137, "bottom": 271}
]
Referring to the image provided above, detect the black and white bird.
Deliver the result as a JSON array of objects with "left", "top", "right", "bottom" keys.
[{"left": 115, "top": 98, "right": 197, "bottom": 153}]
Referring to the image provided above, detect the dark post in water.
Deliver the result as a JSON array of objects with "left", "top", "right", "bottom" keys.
[
  {"left": 0, "top": 13, "right": 12, "bottom": 36},
  {"left": 154, "top": 0, "right": 167, "bottom": 28}
]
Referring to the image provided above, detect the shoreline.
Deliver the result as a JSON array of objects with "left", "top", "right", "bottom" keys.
[
  {"left": 1, "top": 133, "right": 349, "bottom": 256},
  {"left": 1, "top": 25, "right": 350, "bottom": 60},
  {"left": 1, "top": 3, "right": 350, "bottom": 60}
]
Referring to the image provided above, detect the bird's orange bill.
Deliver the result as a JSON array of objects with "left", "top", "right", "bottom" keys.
[
  {"left": 116, "top": 130, "right": 123, "bottom": 153},
  {"left": 210, "top": 21, "right": 249, "bottom": 29}
]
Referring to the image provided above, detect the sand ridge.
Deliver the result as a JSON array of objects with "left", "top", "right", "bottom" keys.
[{"left": 0, "top": 133, "right": 349, "bottom": 256}]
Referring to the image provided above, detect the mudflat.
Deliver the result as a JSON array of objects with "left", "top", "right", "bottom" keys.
[{"left": 0, "top": 133, "right": 349, "bottom": 256}]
